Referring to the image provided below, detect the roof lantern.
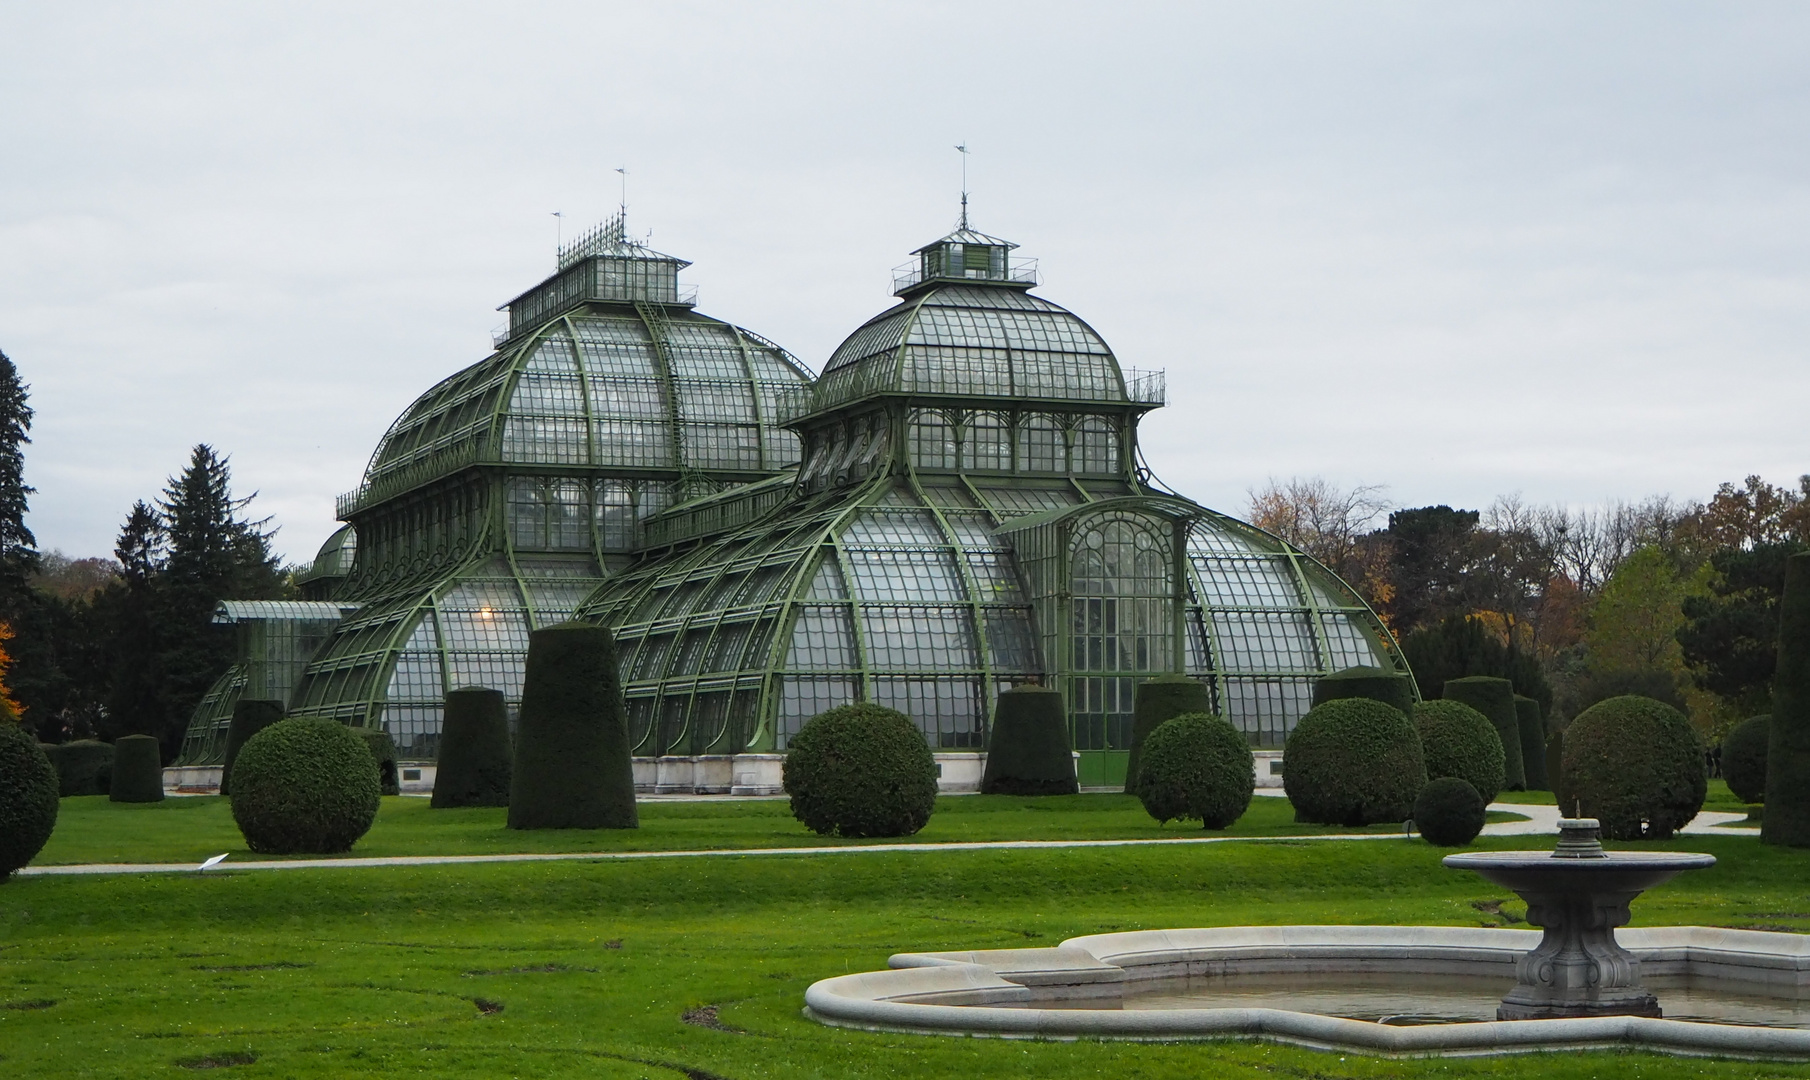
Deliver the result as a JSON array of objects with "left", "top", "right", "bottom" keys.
[
  {"left": 499, "top": 212, "right": 696, "bottom": 342},
  {"left": 892, "top": 220, "right": 1038, "bottom": 297}
]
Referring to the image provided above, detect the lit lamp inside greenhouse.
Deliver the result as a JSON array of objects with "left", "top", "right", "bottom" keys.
[{"left": 177, "top": 211, "right": 1407, "bottom": 794}]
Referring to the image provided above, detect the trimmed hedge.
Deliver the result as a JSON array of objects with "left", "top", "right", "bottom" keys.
[
  {"left": 981, "top": 686, "right": 1076, "bottom": 796},
  {"left": 1443, "top": 677, "right": 1525, "bottom": 791},
  {"left": 0, "top": 724, "right": 58, "bottom": 879},
  {"left": 108, "top": 734, "right": 164, "bottom": 803},
  {"left": 44, "top": 739, "right": 112, "bottom": 796},
  {"left": 1515, "top": 695, "right": 1549, "bottom": 791},
  {"left": 228, "top": 718, "right": 381, "bottom": 854},
  {"left": 1723, "top": 715, "right": 1769, "bottom": 805},
  {"left": 1768, "top": 553, "right": 1810, "bottom": 846},
  {"left": 1411, "top": 699, "right": 1505, "bottom": 805},
  {"left": 1545, "top": 727, "right": 1564, "bottom": 802},
  {"left": 1312, "top": 666, "right": 1415, "bottom": 717},
  {"left": 432, "top": 687, "right": 513, "bottom": 809},
  {"left": 1415, "top": 776, "right": 1486, "bottom": 847},
  {"left": 1132, "top": 712, "right": 1254, "bottom": 829},
  {"left": 783, "top": 703, "right": 938, "bottom": 838},
  {"left": 1557, "top": 695, "right": 1706, "bottom": 841},
  {"left": 357, "top": 729, "right": 400, "bottom": 796},
  {"left": 1284, "top": 698, "right": 1427, "bottom": 826},
  {"left": 221, "top": 699, "right": 284, "bottom": 797},
  {"left": 508, "top": 622, "right": 637, "bottom": 830},
  {"left": 1124, "top": 675, "right": 1211, "bottom": 793}
]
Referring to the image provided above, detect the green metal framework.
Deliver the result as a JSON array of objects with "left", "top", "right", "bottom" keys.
[{"left": 178, "top": 601, "right": 360, "bottom": 764}]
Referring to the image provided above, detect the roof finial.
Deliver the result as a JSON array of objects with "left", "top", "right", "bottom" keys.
[
  {"left": 955, "top": 143, "right": 969, "bottom": 229},
  {"left": 615, "top": 166, "right": 628, "bottom": 226}
]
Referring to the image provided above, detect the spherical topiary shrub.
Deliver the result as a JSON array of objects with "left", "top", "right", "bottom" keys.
[
  {"left": 508, "top": 622, "right": 637, "bottom": 831},
  {"left": 432, "top": 686, "right": 513, "bottom": 809},
  {"left": 1311, "top": 666, "right": 1415, "bottom": 717},
  {"left": 45, "top": 739, "right": 113, "bottom": 796},
  {"left": 229, "top": 719, "right": 381, "bottom": 855},
  {"left": 108, "top": 734, "right": 165, "bottom": 803},
  {"left": 1124, "top": 675, "right": 1212, "bottom": 793},
  {"left": 1412, "top": 699, "right": 1505, "bottom": 806},
  {"left": 981, "top": 685, "right": 1077, "bottom": 796},
  {"left": 221, "top": 699, "right": 284, "bottom": 797},
  {"left": 1132, "top": 712, "right": 1254, "bottom": 829},
  {"left": 0, "top": 724, "right": 58, "bottom": 879},
  {"left": 783, "top": 704, "right": 938, "bottom": 838},
  {"left": 1515, "top": 696, "right": 1549, "bottom": 791},
  {"left": 1722, "top": 715, "right": 1769, "bottom": 805},
  {"left": 1414, "top": 776, "right": 1486, "bottom": 847},
  {"left": 1284, "top": 698, "right": 1427, "bottom": 826},
  {"left": 1442, "top": 677, "right": 1525, "bottom": 791},
  {"left": 1556, "top": 695, "right": 1706, "bottom": 841},
  {"left": 356, "top": 728, "right": 400, "bottom": 796}
]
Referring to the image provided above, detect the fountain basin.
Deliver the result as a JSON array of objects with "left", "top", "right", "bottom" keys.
[{"left": 804, "top": 925, "right": 1810, "bottom": 1059}]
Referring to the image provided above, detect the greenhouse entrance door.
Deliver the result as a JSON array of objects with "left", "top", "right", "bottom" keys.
[{"left": 1067, "top": 511, "right": 1175, "bottom": 789}]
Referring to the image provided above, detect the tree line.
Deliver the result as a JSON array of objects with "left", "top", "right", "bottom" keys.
[{"left": 1248, "top": 474, "right": 1810, "bottom": 736}]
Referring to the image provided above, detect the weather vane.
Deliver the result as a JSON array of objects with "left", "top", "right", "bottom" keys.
[
  {"left": 954, "top": 143, "right": 970, "bottom": 229},
  {"left": 616, "top": 167, "right": 628, "bottom": 223}
]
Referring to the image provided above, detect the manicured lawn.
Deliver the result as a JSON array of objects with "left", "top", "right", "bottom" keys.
[
  {"left": 32, "top": 793, "right": 1530, "bottom": 867},
  {"left": 2, "top": 826, "right": 1806, "bottom": 1079}
]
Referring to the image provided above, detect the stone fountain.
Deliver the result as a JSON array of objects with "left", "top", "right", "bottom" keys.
[{"left": 1443, "top": 817, "right": 1716, "bottom": 1020}]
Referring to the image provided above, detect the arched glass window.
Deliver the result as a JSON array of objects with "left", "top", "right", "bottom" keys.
[
  {"left": 909, "top": 410, "right": 958, "bottom": 470},
  {"left": 963, "top": 412, "right": 1010, "bottom": 471},
  {"left": 1016, "top": 414, "right": 1064, "bottom": 473},
  {"left": 1068, "top": 513, "right": 1174, "bottom": 752},
  {"left": 1072, "top": 418, "right": 1119, "bottom": 475}
]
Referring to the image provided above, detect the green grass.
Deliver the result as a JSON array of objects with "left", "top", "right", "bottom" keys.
[
  {"left": 32, "top": 793, "right": 1529, "bottom": 867},
  {"left": 4, "top": 827, "right": 1808, "bottom": 1079}
]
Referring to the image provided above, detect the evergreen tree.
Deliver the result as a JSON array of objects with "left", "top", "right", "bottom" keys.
[
  {"left": 0, "top": 349, "right": 37, "bottom": 605},
  {"left": 96, "top": 502, "right": 166, "bottom": 742}
]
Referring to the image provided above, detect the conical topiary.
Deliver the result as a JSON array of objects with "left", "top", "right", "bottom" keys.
[
  {"left": 508, "top": 622, "right": 637, "bottom": 830},
  {"left": 1443, "top": 676, "right": 1524, "bottom": 791},
  {"left": 356, "top": 728, "right": 400, "bottom": 796},
  {"left": 981, "top": 685, "right": 1077, "bottom": 796},
  {"left": 1311, "top": 666, "right": 1415, "bottom": 717},
  {"left": 1124, "top": 674, "right": 1212, "bottom": 793},
  {"left": 108, "top": 734, "right": 164, "bottom": 803},
  {"left": 221, "top": 699, "right": 284, "bottom": 797},
  {"left": 1515, "top": 695, "right": 1548, "bottom": 791},
  {"left": 432, "top": 687, "right": 514, "bottom": 809},
  {"left": 1765, "top": 553, "right": 1810, "bottom": 846}
]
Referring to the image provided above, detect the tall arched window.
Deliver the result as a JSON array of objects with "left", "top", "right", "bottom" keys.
[
  {"left": 1072, "top": 417, "right": 1119, "bottom": 475},
  {"left": 1015, "top": 414, "right": 1064, "bottom": 473},
  {"left": 963, "top": 412, "right": 1010, "bottom": 471},
  {"left": 1068, "top": 512, "right": 1175, "bottom": 752}
]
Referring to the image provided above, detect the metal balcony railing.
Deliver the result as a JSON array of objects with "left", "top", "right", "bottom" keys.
[
  {"left": 891, "top": 259, "right": 1039, "bottom": 294},
  {"left": 1124, "top": 368, "right": 1166, "bottom": 407}
]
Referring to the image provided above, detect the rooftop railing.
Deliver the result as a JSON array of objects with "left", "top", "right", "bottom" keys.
[
  {"left": 891, "top": 259, "right": 1039, "bottom": 294},
  {"left": 1124, "top": 368, "right": 1166, "bottom": 407}
]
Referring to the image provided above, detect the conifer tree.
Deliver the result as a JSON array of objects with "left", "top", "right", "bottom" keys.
[
  {"left": 0, "top": 350, "right": 37, "bottom": 604},
  {"left": 98, "top": 502, "right": 167, "bottom": 742}
]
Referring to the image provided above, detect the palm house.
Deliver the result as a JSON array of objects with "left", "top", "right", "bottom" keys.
[{"left": 178, "top": 211, "right": 1409, "bottom": 791}]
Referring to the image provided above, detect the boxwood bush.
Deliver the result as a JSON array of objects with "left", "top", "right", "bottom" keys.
[
  {"left": 1414, "top": 776, "right": 1486, "bottom": 847},
  {"left": 1443, "top": 677, "right": 1525, "bottom": 791},
  {"left": 0, "top": 724, "right": 58, "bottom": 879},
  {"left": 1124, "top": 675, "right": 1211, "bottom": 793},
  {"left": 1515, "top": 695, "right": 1549, "bottom": 790},
  {"left": 357, "top": 729, "right": 400, "bottom": 796},
  {"left": 228, "top": 719, "right": 381, "bottom": 854},
  {"left": 1723, "top": 714, "right": 1769, "bottom": 805},
  {"left": 1412, "top": 699, "right": 1505, "bottom": 805},
  {"left": 508, "top": 623, "right": 637, "bottom": 831},
  {"left": 1311, "top": 666, "right": 1415, "bottom": 717},
  {"left": 108, "top": 734, "right": 164, "bottom": 803},
  {"left": 432, "top": 686, "right": 513, "bottom": 809},
  {"left": 1284, "top": 698, "right": 1427, "bottom": 826},
  {"left": 1556, "top": 695, "right": 1705, "bottom": 841},
  {"left": 1132, "top": 712, "right": 1254, "bottom": 829},
  {"left": 783, "top": 703, "right": 938, "bottom": 838},
  {"left": 45, "top": 739, "right": 112, "bottom": 796},
  {"left": 980, "top": 685, "right": 1076, "bottom": 796}
]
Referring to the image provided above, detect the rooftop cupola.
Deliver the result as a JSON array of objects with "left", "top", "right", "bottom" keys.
[
  {"left": 499, "top": 212, "right": 695, "bottom": 343},
  {"left": 892, "top": 223, "right": 1038, "bottom": 297}
]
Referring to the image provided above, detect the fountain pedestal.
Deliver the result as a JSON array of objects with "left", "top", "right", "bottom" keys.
[{"left": 1444, "top": 819, "right": 1715, "bottom": 1021}]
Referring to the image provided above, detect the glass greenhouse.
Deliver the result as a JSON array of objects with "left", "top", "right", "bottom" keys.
[{"left": 179, "top": 214, "right": 1410, "bottom": 787}]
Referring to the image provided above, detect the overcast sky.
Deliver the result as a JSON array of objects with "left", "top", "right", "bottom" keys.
[{"left": 2, "top": 2, "right": 1807, "bottom": 564}]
